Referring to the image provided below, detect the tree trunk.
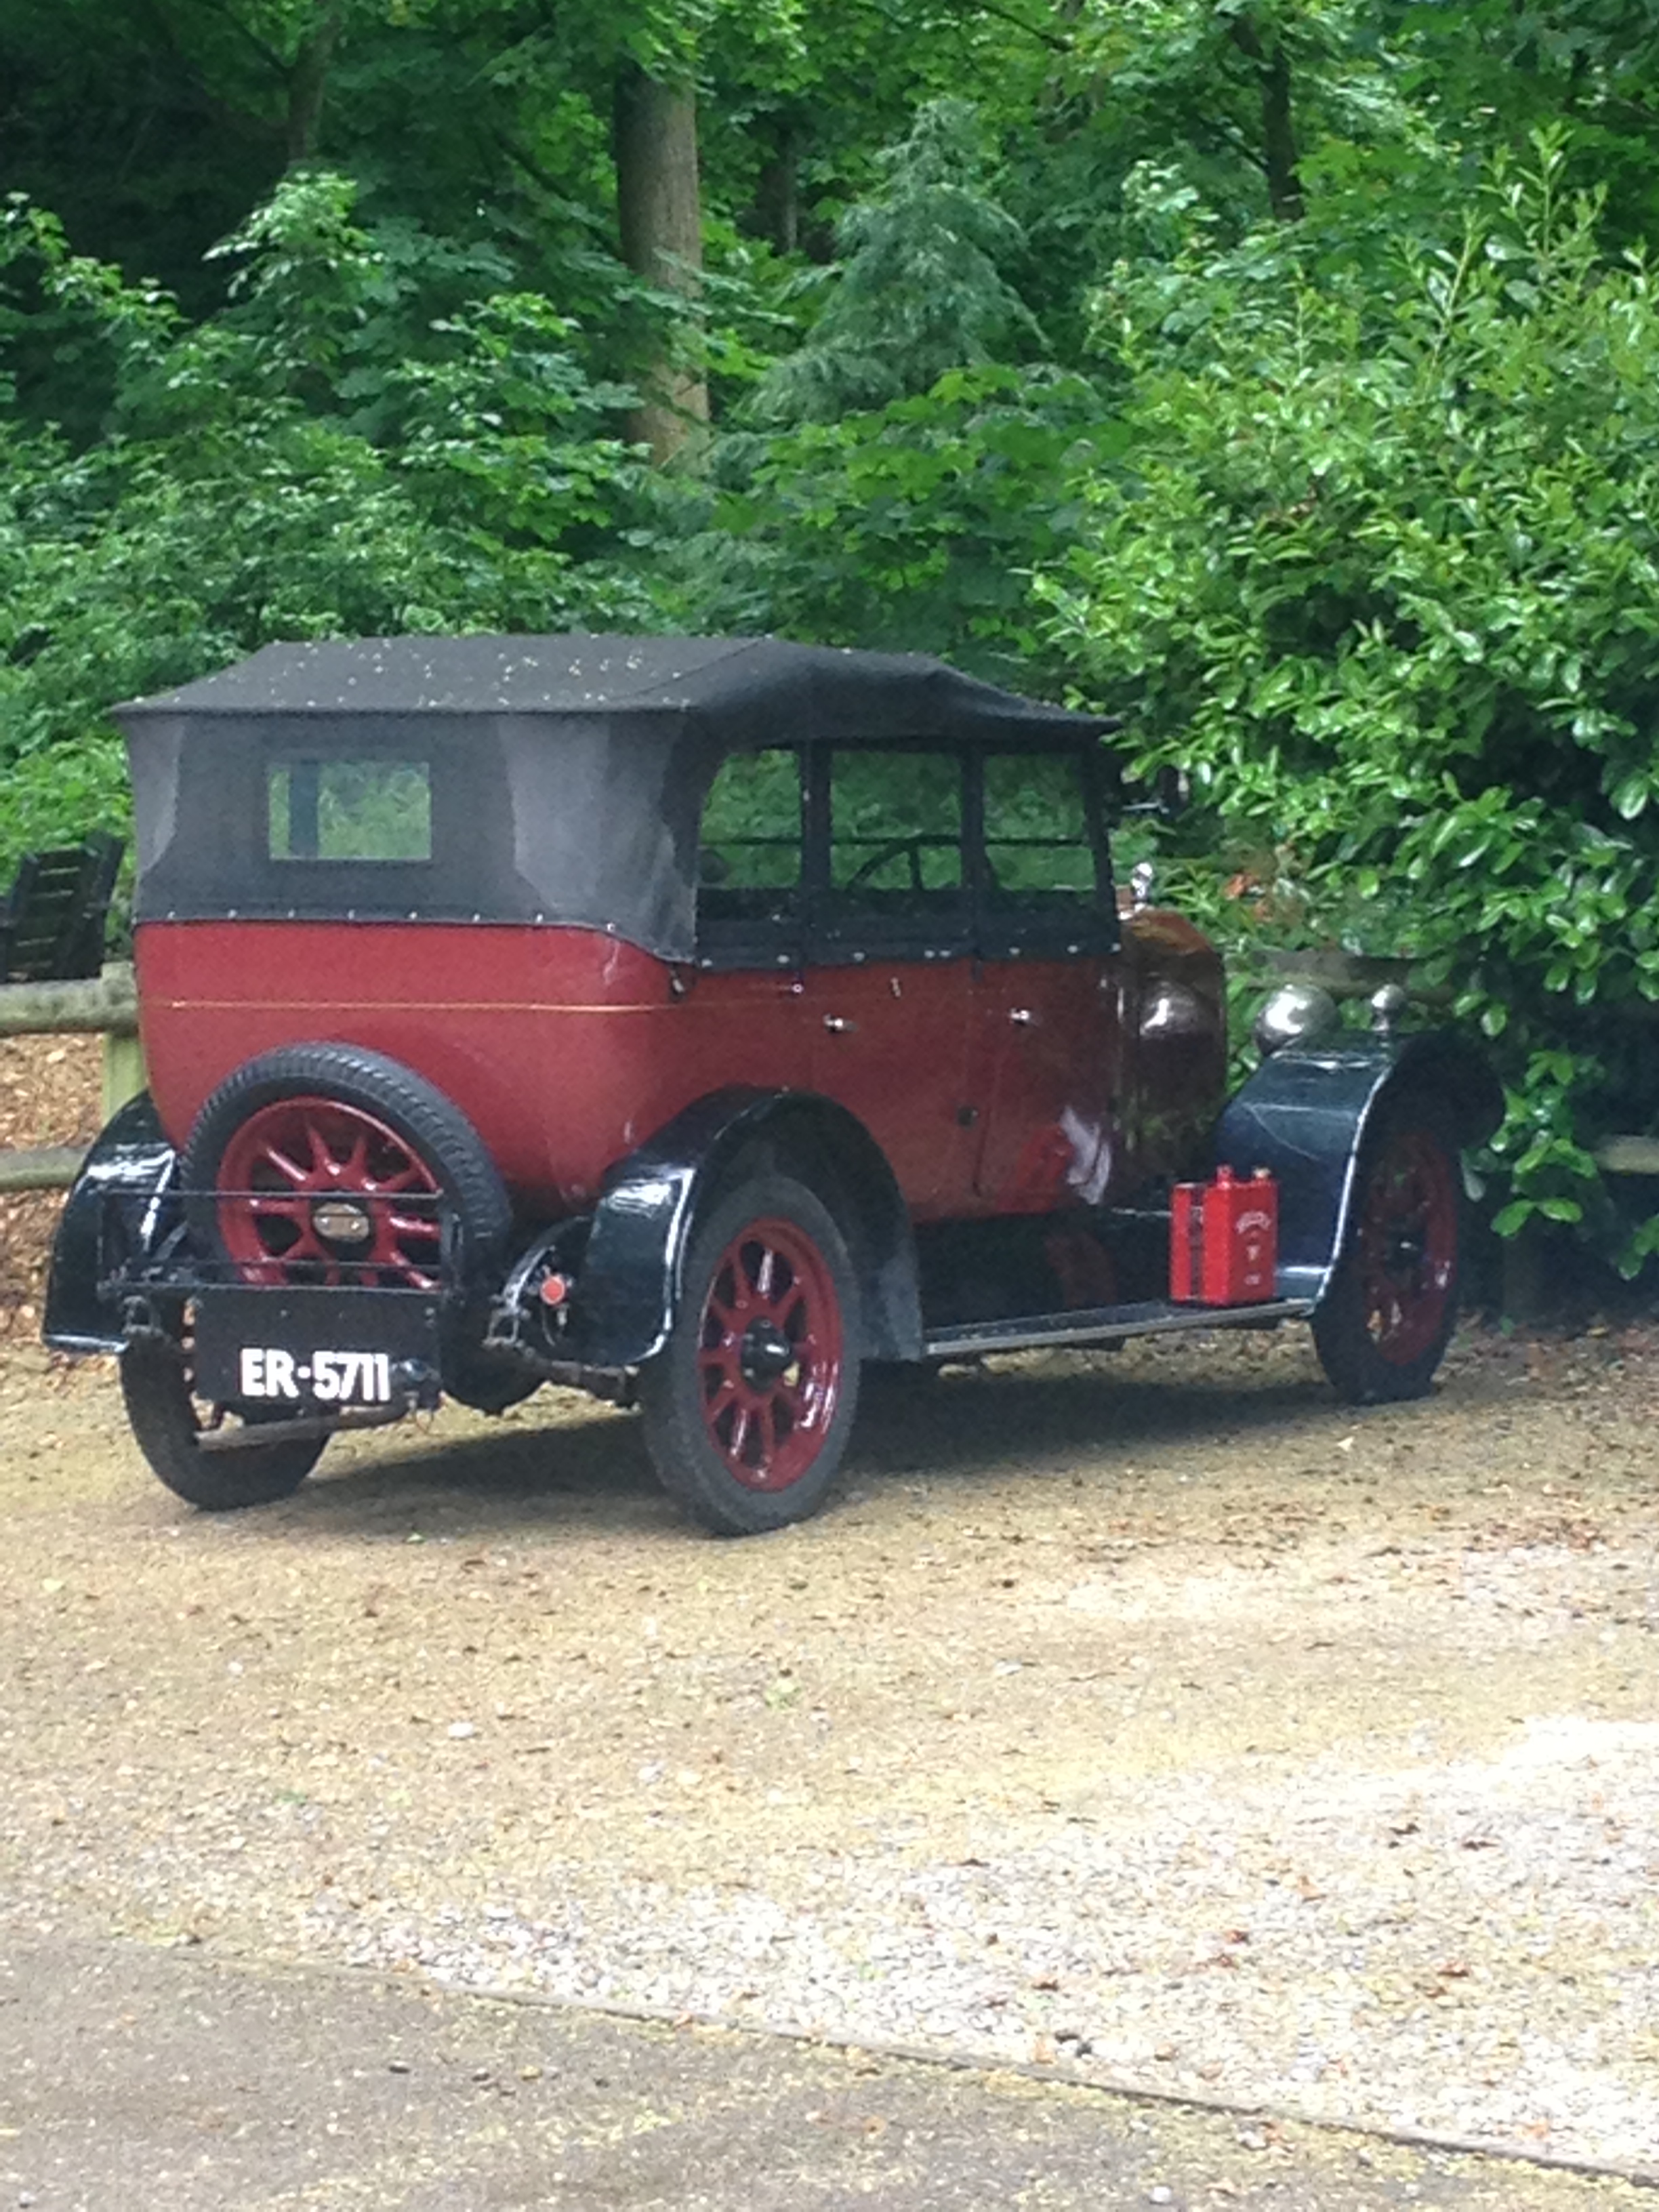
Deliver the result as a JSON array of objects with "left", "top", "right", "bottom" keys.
[
  {"left": 1229, "top": 12, "right": 1305, "bottom": 222},
  {"left": 614, "top": 61, "right": 709, "bottom": 466},
  {"left": 286, "top": 1, "right": 343, "bottom": 165},
  {"left": 753, "top": 116, "right": 802, "bottom": 255}
]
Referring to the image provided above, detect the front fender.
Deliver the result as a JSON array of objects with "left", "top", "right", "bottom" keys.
[
  {"left": 1216, "top": 1029, "right": 1502, "bottom": 1306},
  {"left": 565, "top": 1087, "right": 922, "bottom": 1370},
  {"left": 43, "top": 1093, "right": 177, "bottom": 1354}
]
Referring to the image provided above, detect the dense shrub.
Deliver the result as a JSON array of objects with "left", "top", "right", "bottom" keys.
[
  {"left": 1043, "top": 138, "right": 1659, "bottom": 1267},
  {"left": 0, "top": 180, "right": 657, "bottom": 876},
  {"left": 689, "top": 364, "right": 1117, "bottom": 682}
]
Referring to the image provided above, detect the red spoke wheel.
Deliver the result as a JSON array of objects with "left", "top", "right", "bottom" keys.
[
  {"left": 696, "top": 1216, "right": 843, "bottom": 1492},
  {"left": 1313, "top": 1101, "right": 1462, "bottom": 1404},
  {"left": 181, "top": 1043, "right": 512, "bottom": 1315},
  {"left": 640, "top": 1172, "right": 861, "bottom": 1536},
  {"left": 216, "top": 1095, "right": 444, "bottom": 1288},
  {"left": 174, "top": 1044, "right": 519, "bottom": 1426}
]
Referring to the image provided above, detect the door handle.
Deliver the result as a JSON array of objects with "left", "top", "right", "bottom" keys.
[
  {"left": 1008, "top": 1007, "right": 1036, "bottom": 1027},
  {"left": 822, "top": 1015, "right": 857, "bottom": 1033}
]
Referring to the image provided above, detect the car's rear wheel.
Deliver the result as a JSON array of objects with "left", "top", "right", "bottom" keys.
[
  {"left": 640, "top": 1172, "right": 861, "bottom": 1536},
  {"left": 121, "top": 1334, "right": 323, "bottom": 1509},
  {"left": 1312, "top": 1099, "right": 1462, "bottom": 1404}
]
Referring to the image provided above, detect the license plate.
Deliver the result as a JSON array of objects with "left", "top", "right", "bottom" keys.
[
  {"left": 238, "top": 1347, "right": 394, "bottom": 1404},
  {"left": 193, "top": 1288, "right": 443, "bottom": 1409}
]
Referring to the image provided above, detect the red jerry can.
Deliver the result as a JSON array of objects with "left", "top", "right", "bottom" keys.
[{"left": 1170, "top": 1165, "right": 1279, "bottom": 1306}]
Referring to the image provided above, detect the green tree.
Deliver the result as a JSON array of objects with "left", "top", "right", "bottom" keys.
[
  {"left": 0, "top": 180, "right": 655, "bottom": 872},
  {"left": 689, "top": 365, "right": 1114, "bottom": 680},
  {"left": 1045, "top": 134, "right": 1659, "bottom": 1267},
  {"left": 750, "top": 100, "right": 1044, "bottom": 424}
]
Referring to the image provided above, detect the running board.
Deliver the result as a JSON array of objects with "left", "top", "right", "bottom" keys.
[{"left": 923, "top": 1296, "right": 1315, "bottom": 1362}]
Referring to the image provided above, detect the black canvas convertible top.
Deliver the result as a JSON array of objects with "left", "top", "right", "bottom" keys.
[
  {"left": 119, "top": 634, "right": 1113, "bottom": 958},
  {"left": 121, "top": 634, "right": 1107, "bottom": 737}
]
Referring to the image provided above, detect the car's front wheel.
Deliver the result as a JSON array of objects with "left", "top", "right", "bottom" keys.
[
  {"left": 121, "top": 1334, "right": 325, "bottom": 1509},
  {"left": 640, "top": 1172, "right": 861, "bottom": 1536},
  {"left": 1312, "top": 1099, "right": 1462, "bottom": 1404}
]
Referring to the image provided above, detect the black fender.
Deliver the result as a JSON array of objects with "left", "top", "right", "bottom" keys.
[
  {"left": 1216, "top": 1030, "right": 1502, "bottom": 1306},
  {"left": 43, "top": 1093, "right": 178, "bottom": 1354},
  {"left": 565, "top": 1087, "right": 922, "bottom": 1370}
]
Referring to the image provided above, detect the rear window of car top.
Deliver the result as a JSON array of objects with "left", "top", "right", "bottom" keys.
[{"left": 267, "top": 760, "right": 433, "bottom": 863}]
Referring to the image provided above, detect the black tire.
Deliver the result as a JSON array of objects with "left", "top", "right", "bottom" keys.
[
  {"left": 1312, "top": 1099, "right": 1463, "bottom": 1404},
  {"left": 640, "top": 1172, "right": 861, "bottom": 1536},
  {"left": 180, "top": 1042, "right": 512, "bottom": 1288},
  {"left": 121, "top": 1335, "right": 323, "bottom": 1509}
]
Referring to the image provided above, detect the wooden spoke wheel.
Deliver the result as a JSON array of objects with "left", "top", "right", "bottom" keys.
[
  {"left": 640, "top": 1172, "right": 861, "bottom": 1535},
  {"left": 1313, "top": 1102, "right": 1462, "bottom": 1404},
  {"left": 182, "top": 1043, "right": 511, "bottom": 1295},
  {"left": 215, "top": 1094, "right": 445, "bottom": 1288}
]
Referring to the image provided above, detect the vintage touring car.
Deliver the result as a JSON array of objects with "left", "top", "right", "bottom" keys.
[{"left": 47, "top": 635, "right": 1500, "bottom": 1534}]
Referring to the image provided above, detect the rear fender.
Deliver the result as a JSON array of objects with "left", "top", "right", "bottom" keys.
[
  {"left": 43, "top": 1093, "right": 177, "bottom": 1354},
  {"left": 1216, "top": 1031, "right": 1502, "bottom": 1307},
  {"left": 567, "top": 1088, "right": 922, "bottom": 1370}
]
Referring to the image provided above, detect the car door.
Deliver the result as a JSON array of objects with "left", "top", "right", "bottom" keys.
[
  {"left": 968, "top": 746, "right": 1126, "bottom": 1214},
  {"left": 802, "top": 743, "right": 979, "bottom": 1218}
]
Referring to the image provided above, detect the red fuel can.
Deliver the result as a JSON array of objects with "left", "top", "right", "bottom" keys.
[{"left": 1170, "top": 1165, "right": 1279, "bottom": 1306}]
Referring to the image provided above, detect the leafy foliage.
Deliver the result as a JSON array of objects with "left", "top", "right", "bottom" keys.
[
  {"left": 749, "top": 100, "right": 1043, "bottom": 424},
  {"left": 691, "top": 365, "right": 1115, "bottom": 680},
  {"left": 0, "top": 178, "right": 654, "bottom": 875},
  {"left": 11, "top": 1, "right": 1659, "bottom": 1274},
  {"left": 1044, "top": 134, "right": 1659, "bottom": 1267}
]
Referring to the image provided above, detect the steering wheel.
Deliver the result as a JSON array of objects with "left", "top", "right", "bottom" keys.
[{"left": 842, "top": 836, "right": 932, "bottom": 895}]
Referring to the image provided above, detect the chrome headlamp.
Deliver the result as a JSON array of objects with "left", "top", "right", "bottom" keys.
[{"left": 1252, "top": 981, "right": 1339, "bottom": 1057}]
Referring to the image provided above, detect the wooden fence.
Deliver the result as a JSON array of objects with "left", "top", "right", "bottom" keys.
[{"left": 0, "top": 963, "right": 142, "bottom": 1192}]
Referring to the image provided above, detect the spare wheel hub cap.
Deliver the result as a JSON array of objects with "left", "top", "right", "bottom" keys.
[{"left": 312, "top": 1198, "right": 375, "bottom": 1246}]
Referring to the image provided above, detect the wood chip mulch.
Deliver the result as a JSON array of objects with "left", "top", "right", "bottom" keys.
[{"left": 0, "top": 1034, "right": 105, "bottom": 1337}]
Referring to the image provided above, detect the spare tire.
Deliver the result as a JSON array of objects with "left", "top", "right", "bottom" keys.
[{"left": 181, "top": 1042, "right": 513, "bottom": 1297}]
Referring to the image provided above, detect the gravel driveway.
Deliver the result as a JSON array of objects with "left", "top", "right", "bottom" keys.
[{"left": 2, "top": 1321, "right": 1656, "bottom": 2179}]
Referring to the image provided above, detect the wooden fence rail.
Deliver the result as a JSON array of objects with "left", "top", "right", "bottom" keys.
[
  {"left": 0, "top": 964, "right": 137, "bottom": 1039},
  {"left": 0, "top": 963, "right": 142, "bottom": 1193}
]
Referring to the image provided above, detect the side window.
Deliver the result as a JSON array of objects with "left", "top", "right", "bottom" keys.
[
  {"left": 823, "top": 747, "right": 967, "bottom": 951},
  {"left": 697, "top": 747, "right": 803, "bottom": 958},
  {"left": 980, "top": 750, "right": 1111, "bottom": 953}
]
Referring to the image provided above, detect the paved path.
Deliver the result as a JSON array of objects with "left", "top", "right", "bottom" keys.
[{"left": 0, "top": 1930, "right": 1646, "bottom": 2211}]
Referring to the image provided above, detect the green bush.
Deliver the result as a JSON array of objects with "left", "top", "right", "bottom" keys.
[
  {"left": 1044, "top": 135, "right": 1659, "bottom": 1269},
  {"left": 0, "top": 180, "right": 658, "bottom": 879},
  {"left": 691, "top": 364, "right": 1118, "bottom": 681}
]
